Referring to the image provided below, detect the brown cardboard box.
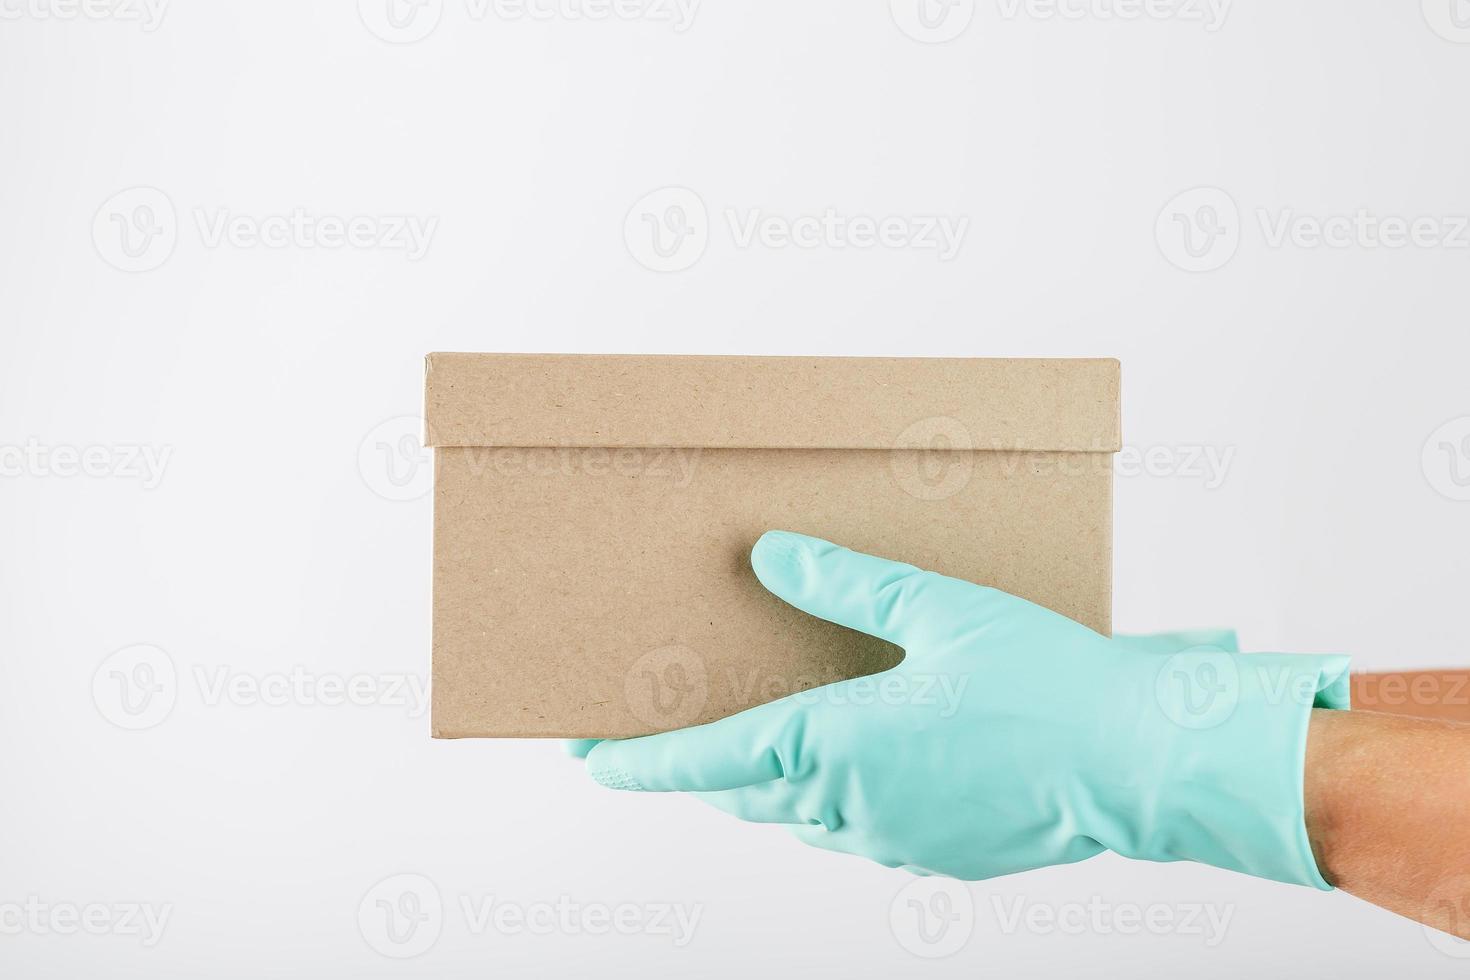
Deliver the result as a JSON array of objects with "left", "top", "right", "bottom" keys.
[{"left": 426, "top": 353, "right": 1119, "bottom": 738}]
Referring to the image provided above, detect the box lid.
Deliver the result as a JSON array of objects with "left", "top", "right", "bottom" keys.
[{"left": 423, "top": 353, "right": 1120, "bottom": 452}]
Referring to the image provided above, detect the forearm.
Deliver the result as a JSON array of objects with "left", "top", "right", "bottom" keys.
[
  {"left": 1352, "top": 670, "right": 1470, "bottom": 722},
  {"left": 1305, "top": 707, "right": 1470, "bottom": 936}
]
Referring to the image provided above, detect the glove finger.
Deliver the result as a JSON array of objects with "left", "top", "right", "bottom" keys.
[
  {"left": 751, "top": 531, "right": 974, "bottom": 648},
  {"left": 586, "top": 696, "right": 799, "bottom": 793},
  {"left": 696, "top": 780, "right": 803, "bottom": 825},
  {"left": 563, "top": 739, "right": 602, "bottom": 758}
]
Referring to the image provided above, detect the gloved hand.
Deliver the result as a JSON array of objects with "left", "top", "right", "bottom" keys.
[
  {"left": 563, "top": 631, "right": 1236, "bottom": 757},
  {"left": 585, "top": 531, "right": 1351, "bottom": 887}
]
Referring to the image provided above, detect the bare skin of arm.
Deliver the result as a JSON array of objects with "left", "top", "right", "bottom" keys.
[
  {"left": 1351, "top": 670, "right": 1470, "bottom": 723},
  {"left": 1305, "top": 707, "right": 1470, "bottom": 937}
]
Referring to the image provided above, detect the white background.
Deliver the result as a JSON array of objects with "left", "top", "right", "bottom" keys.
[{"left": 4, "top": 0, "right": 1470, "bottom": 975}]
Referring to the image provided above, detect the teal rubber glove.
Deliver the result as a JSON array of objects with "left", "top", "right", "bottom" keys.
[
  {"left": 586, "top": 531, "right": 1351, "bottom": 887},
  {"left": 564, "top": 739, "right": 601, "bottom": 759},
  {"left": 562, "top": 631, "right": 1235, "bottom": 759}
]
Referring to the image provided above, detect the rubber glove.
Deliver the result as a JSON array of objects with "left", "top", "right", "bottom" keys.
[
  {"left": 565, "top": 739, "right": 601, "bottom": 759},
  {"left": 562, "top": 630, "right": 1237, "bottom": 758},
  {"left": 585, "top": 531, "right": 1351, "bottom": 887}
]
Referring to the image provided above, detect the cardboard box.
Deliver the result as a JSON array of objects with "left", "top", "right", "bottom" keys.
[{"left": 426, "top": 353, "right": 1119, "bottom": 738}]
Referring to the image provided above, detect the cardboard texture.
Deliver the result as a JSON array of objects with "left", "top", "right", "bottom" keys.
[{"left": 426, "top": 353, "right": 1120, "bottom": 738}]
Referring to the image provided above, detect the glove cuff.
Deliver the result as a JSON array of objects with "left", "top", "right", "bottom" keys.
[{"left": 1095, "top": 649, "right": 1351, "bottom": 889}]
